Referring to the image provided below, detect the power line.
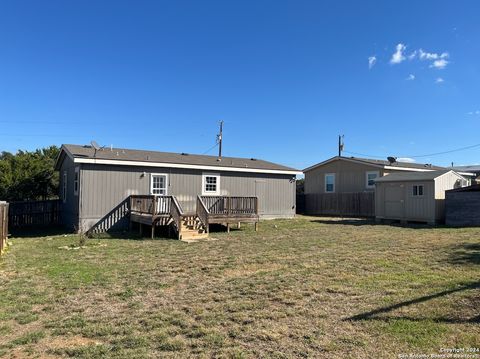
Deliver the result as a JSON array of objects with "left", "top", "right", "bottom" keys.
[
  {"left": 405, "top": 143, "right": 480, "bottom": 158},
  {"left": 344, "top": 142, "right": 480, "bottom": 160},
  {"left": 201, "top": 142, "right": 218, "bottom": 155},
  {"left": 343, "top": 150, "right": 385, "bottom": 159}
]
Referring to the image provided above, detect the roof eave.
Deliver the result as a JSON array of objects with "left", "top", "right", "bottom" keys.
[
  {"left": 303, "top": 156, "right": 386, "bottom": 172},
  {"left": 54, "top": 145, "right": 75, "bottom": 170},
  {"left": 73, "top": 157, "right": 302, "bottom": 175}
]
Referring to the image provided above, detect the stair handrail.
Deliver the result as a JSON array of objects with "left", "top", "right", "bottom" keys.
[
  {"left": 196, "top": 195, "right": 210, "bottom": 232},
  {"left": 170, "top": 196, "right": 184, "bottom": 239}
]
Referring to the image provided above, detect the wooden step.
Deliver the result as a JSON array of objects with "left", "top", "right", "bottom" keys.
[
  {"left": 181, "top": 229, "right": 205, "bottom": 235},
  {"left": 181, "top": 234, "right": 209, "bottom": 241}
]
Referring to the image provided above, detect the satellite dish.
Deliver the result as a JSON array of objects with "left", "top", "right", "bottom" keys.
[
  {"left": 387, "top": 156, "right": 397, "bottom": 164},
  {"left": 90, "top": 141, "right": 100, "bottom": 150}
]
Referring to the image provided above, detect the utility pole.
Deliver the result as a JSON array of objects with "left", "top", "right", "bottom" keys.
[
  {"left": 338, "top": 135, "right": 344, "bottom": 157},
  {"left": 217, "top": 120, "right": 224, "bottom": 159}
]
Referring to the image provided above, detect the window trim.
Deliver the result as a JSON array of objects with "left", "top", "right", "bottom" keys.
[
  {"left": 74, "top": 167, "right": 79, "bottom": 196},
  {"left": 324, "top": 173, "right": 335, "bottom": 193},
  {"left": 412, "top": 184, "right": 424, "bottom": 197},
  {"left": 202, "top": 173, "right": 221, "bottom": 195},
  {"left": 365, "top": 171, "right": 380, "bottom": 189},
  {"left": 62, "top": 171, "right": 67, "bottom": 203},
  {"left": 150, "top": 173, "right": 169, "bottom": 196}
]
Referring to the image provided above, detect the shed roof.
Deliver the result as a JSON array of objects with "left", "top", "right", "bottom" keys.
[
  {"left": 451, "top": 165, "right": 480, "bottom": 172},
  {"left": 56, "top": 144, "right": 301, "bottom": 175},
  {"left": 304, "top": 156, "right": 445, "bottom": 173},
  {"left": 374, "top": 170, "right": 462, "bottom": 183}
]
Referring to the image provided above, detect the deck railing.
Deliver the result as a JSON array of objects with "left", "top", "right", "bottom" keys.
[
  {"left": 130, "top": 195, "right": 172, "bottom": 215},
  {"left": 196, "top": 196, "right": 209, "bottom": 231},
  {"left": 199, "top": 196, "right": 258, "bottom": 216},
  {"left": 170, "top": 196, "right": 184, "bottom": 239}
]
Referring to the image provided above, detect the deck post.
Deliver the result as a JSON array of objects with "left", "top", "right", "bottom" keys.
[
  {"left": 254, "top": 222, "right": 258, "bottom": 232},
  {"left": 237, "top": 222, "right": 241, "bottom": 229},
  {"left": 227, "top": 223, "right": 230, "bottom": 233},
  {"left": 151, "top": 223, "right": 155, "bottom": 239},
  {"left": 139, "top": 223, "right": 142, "bottom": 236}
]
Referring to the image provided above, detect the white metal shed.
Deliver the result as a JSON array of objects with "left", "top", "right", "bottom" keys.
[{"left": 375, "top": 170, "right": 466, "bottom": 224}]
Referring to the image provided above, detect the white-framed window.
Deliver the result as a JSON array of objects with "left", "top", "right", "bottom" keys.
[
  {"left": 74, "top": 167, "right": 79, "bottom": 196},
  {"left": 62, "top": 171, "right": 67, "bottom": 203},
  {"left": 150, "top": 174, "right": 168, "bottom": 195},
  {"left": 366, "top": 171, "right": 380, "bottom": 189},
  {"left": 325, "top": 173, "right": 335, "bottom": 193},
  {"left": 202, "top": 173, "right": 220, "bottom": 195},
  {"left": 412, "top": 184, "right": 424, "bottom": 197}
]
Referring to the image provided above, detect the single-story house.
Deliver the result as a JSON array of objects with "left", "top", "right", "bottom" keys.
[
  {"left": 304, "top": 156, "right": 447, "bottom": 195},
  {"left": 54, "top": 144, "right": 301, "bottom": 235},
  {"left": 375, "top": 170, "right": 466, "bottom": 224},
  {"left": 452, "top": 165, "right": 480, "bottom": 184},
  {"left": 302, "top": 156, "right": 448, "bottom": 216},
  {"left": 445, "top": 185, "right": 480, "bottom": 227}
]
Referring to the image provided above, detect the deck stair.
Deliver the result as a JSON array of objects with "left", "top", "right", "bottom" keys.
[{"left": 179, "top": 214, "right": 208, "bottom": 241}]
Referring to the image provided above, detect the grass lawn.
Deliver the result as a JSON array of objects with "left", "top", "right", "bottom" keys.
[{"left": 0, "top": 216, "right": 479, "bottom": 358}]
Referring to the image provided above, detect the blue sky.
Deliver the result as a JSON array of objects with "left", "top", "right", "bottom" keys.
[{"left": 1, "top": 1, "right": 479, "bottom": 170}]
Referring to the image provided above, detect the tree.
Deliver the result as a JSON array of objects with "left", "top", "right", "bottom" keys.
[{"left": 0, "top": 146, "right": 60, "bottom": 201}]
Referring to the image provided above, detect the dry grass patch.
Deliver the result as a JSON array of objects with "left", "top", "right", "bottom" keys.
[{"left": 0, "top": 216, "right": 479, "bottom": 358}]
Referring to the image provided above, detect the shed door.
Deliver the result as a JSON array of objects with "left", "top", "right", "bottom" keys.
[
  {"left": 384, "top": 183, "right": 405, "bottom": 219},
  {"left": 255, "top": 180, "right": 266, "bottom": 215}
]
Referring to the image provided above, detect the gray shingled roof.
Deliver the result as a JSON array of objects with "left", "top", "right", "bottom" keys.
[
  {"left": 344, "top": 157, "right": 445, "bottom": 170},
  {"left": 60, "top": 144, "right": 300, "bottom": 172},
  {"left": 374, "top": 170, "right": 457, "bottom": 182},
  {"left": 452, "top": 165, "right": 480, "bottom": 172},
  {"left": 303, "top": 156, "right": 445, "bottom": 172}
]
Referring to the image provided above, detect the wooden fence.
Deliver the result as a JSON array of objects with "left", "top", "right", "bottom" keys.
[
  {"left": 0, "top": 202, "right": 8, "bottom": 254},
  {"left": 8, "top": 199, "right": 62, "bottom": 228},
  {"left": 305, "top": 192, "right": 375, "bottom": 217}
]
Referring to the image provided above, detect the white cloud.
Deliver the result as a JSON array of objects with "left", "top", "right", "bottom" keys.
[
  {"left": 418, "top": 49, "right": 449, "bottom": 69},
  {"left": 467, "top": 110, "right": 480, "bottom": 115},
  {"left": 431, "top": 59, "right": 449, "bottom": 69},
  {"left": 368, "top": 56, "right": 377, "bottom": 69},
  {"left": 419, "top": 49, "right": 449, "bottom": 60},
  {"left": 397, "top": 157, "right": 416, "bottom": 163},
  {"left": 406, "top": 74, "right": 415, "bottom": 81},
  {"left": 390, "top": 43, "right": 406, "bottom": 64},
  {"left": 435, "top": 77, "right": 445, "bottom": 83},
  {"left": 408, "top": 50, "right": 417, "bottom": 60}
]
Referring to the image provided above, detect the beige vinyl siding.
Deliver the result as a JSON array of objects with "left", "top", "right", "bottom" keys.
[
  {"left": 375, "top": 171, "right": 465, "bottom": 224},
  {"left": 433, "top": 171, "right": 464, "bottom": 221},
  {"left": 305, "top": 159, "right": 385, "bottom": 194}
]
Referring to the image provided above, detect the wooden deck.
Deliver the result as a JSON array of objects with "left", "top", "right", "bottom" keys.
[
  {"left": 129, "top": 195, "right": 259, "bottom": 239},
  {"left": 199, "top": 195, "right": 259, "bottom": 232}
]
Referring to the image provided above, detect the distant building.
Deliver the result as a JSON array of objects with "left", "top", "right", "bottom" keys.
[
  {"left": 302, "top": 156, "right": 451, "bottom": 216},
  {"left": 452, "top": 165, "right": 480, "bottom": 184}
]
